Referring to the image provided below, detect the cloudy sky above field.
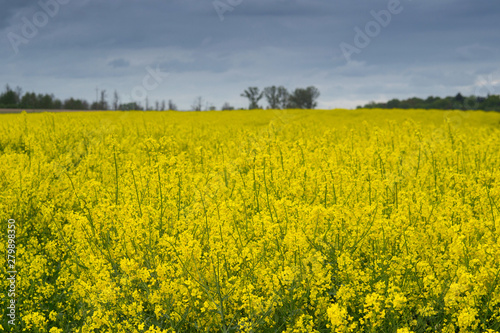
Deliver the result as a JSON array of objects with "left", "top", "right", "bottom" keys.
[{"left": 1, "top": 0, "right": 499, "bottom": 109}]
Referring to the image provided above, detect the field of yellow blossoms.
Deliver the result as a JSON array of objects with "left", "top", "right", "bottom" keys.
[{"left": 1, "top": 109, "right": 500, "bottom": 333}]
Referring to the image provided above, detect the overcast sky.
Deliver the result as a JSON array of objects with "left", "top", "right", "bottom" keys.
[{"left": 1, "top": 0, "right": 499, "bottom": 110}]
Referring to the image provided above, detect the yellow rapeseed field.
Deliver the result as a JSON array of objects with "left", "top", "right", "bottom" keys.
[{"left": 1, "top": 109, "right": 500, "bottom": 332}]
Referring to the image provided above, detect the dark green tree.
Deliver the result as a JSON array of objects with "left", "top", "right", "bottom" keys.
[
  {"left": 241, "top": 87, "right": 264, "bottom": 109},
  {"left": 386, "top": 99, "right": 401, "bottom": 108},
  {"left": 277, "top": 86, "right": 290, "bottom": 109},
  {"left": 481, "top": 94, "right": 500, "bottom": 111},
  {"left": 288, "top": 86, "right": 320, "bottom": 109},
  {"left": 118, "top": 102, "right": 143, "bottom": 111},
  {"left": 0, "top": 85, "right": 21, "bottom": 108},
  {"left": 20, "top": 92, "right": 38, "bottom": 109},
  {"left": 64, "top": 98, "right": 89, "bottom": 110},
  {"left": 38, "top": 94, "right": 56, "bottom": 109},
  {"left": 264, "top": 86, "right": 280, "bottom": 109},
  {"left": 264, "top": 86, "right": 289, "bottom": 109}
]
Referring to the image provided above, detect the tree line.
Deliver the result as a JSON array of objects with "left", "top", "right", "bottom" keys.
[
  {"left": 0, "top": 84, "right": 321, "bottom": 111},
  {"left": 358, "top": 93, "right": 500, "bottom": 111},
  {"left": 4, "top": 83, "right": 498, "bottom": 112},
  {"left": 238, "top": 86, "right": 320, "bottom": 110},
  {"left": 0, "top": 85, "right": 177, "bottom": 111}
]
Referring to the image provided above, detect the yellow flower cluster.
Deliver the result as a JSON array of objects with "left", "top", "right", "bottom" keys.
[{"left": 0, "top": 109, "right": 499, "bottom": 332}]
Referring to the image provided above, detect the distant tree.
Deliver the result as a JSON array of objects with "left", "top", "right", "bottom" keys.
[
  {"left": 20, "top": 92, "right": 38, "bottom": 109},
  {"left": 160, "top": 100, "right": 166, "bottom": 111},
  {"left": 113, "top": 90, "right": 120, "bottom": 110},
  {"left": 386, "top": 99, "right": 401, "bottom": 109},
  {"left": 288, "top": 86, "right": 320, "bottom": 109},
  {"left": 38, "top": 94, "right": 56, "bottom": 109},
  {"left": 277, "top": 86, "right": 289, "bottom": 109},
  {"left": 463, "top": 96, "right": 478, "bottom": 110},
  {"left": 263, "top": 85, "right": 290, "bottom": 109},
  {"left": 118, "top": 102, "right": 143, "bottom": 110},
  {"left": 64, "top": 98, "right": 89, "bottom": 110},
  {"left": 454, "top": 93, "right": 465, "bottom": 109},
  {"left": 90, "top": 102, "right": 100, "bottom": 110},
  {"left": 100, "top": 90, "right": 108, "bottom": 110},
  {"left": 430, "top": 98, "right": 453, "bottom": 110},
  {"left": 412, "top": 97, "right": 425, "bottom": 108},
  {"left": 264, "top": 86, "right": 280, "bottom": 109},
  {"left": 191, "top": 96, "right": 203, "bottom": 111},
  {"left": 0, "top": 85, "right": 21, "bottom": 107},
  {"left": 481, "top": 94, "right": 500, "bottom": 111},
  {"left": 455, "top": 93, "right": 465, "bottom": 104},
  {"left": 241, "top": 87, "right": 263, "bottom": 109},
  {"left": 91, "top": 90, "right": 108, "bottom": 110},
  {"left": 221, "top": 102, "right": 234, "bottom": 110},
  {"left": 53, "top": 99, "right": 63, "bottom": 109},
  {"left": 168, "top": 99, "right": 177, "bottom": 111},
  {"left": 357, "top": 92, "right": 500, "bottom": 111},
  {"left": 365, "top": 101, "right": 378, "bottom": 108},
  {"left": 203, "top": 101, "right": 216, "bottom": 111},
  {"left": 15, "top": 86, "right": 22, "bottom": 102}
]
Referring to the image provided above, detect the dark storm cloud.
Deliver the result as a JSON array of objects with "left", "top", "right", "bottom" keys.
[
  {"left": 0, "top": 0, "right": 34, "bottom": 29},
  {"left": 108, "top": 58, "right": 130, "bottom": 69},
  {"left": 1, "top": 0, "right": 499, "bottom": 109}
]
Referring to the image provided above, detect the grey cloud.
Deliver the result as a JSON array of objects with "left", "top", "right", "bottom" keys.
[{"left": 108, "top": 58, "right": 130, "bottom": 68}]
